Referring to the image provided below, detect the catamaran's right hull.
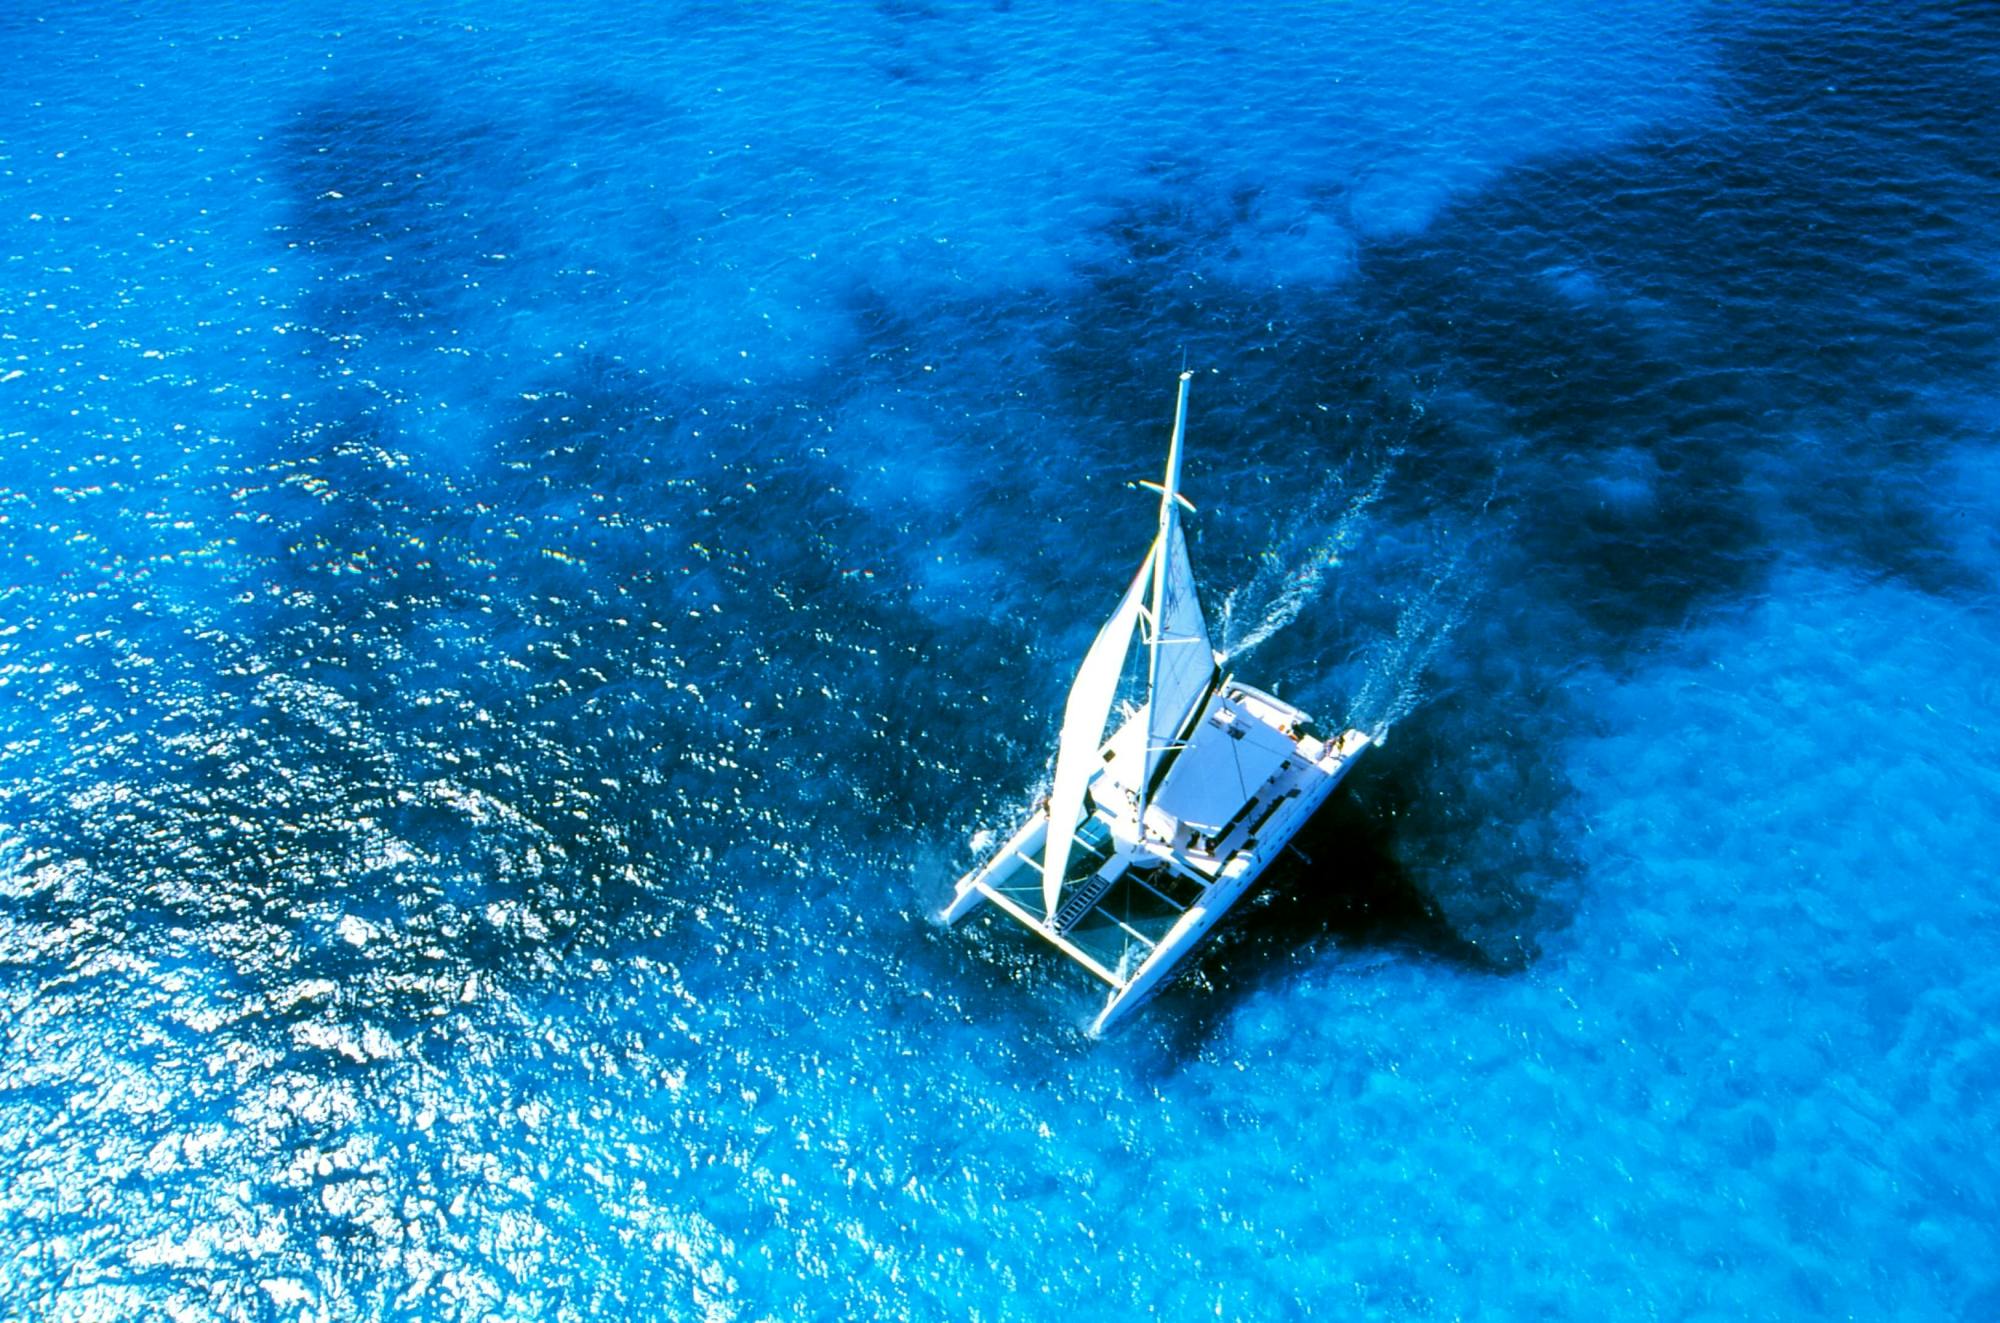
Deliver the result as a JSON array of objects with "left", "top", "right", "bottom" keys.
[{"left": 1087, "top": 729, "right": 1370, "bottom": 1035}]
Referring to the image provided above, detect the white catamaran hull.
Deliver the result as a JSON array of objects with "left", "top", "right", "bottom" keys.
[{"left": 1088, "top": 727, "right": 1369, "bottom": 1034}]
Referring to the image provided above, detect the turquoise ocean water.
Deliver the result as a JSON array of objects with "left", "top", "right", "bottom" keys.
[{"left": 2, "top": 2, "right": 1997, "bottom": 1317}]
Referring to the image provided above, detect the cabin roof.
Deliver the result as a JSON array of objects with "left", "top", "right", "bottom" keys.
[{"left": 1149, "top": 691, "right": 1297, "bottom": 833}]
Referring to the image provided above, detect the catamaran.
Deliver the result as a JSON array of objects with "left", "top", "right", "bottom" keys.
[{"left": 941, "top": 371, "right": 1372, "bottom": 1034}]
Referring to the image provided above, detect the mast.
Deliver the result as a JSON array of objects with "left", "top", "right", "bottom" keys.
[
  {"left": 1139, "top": 370, "right": 1197, "bottom": 825},
  {"left": 1042, "top": 370, "right": 1209, "bottom": 919},
  {"left": 1146, "top": 369, "right": 1193, "bottom": 675}
]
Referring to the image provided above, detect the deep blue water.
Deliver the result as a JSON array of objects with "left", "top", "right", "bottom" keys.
[{"left": 3, "top": 1, "right": 1997, "bottom": 1317}]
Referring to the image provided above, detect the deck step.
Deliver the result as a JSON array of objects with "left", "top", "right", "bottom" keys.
[{"left": 1052, "top": 864, "right": 1121, "bottom": 934}]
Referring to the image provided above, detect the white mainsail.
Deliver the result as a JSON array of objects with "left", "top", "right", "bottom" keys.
[
  {"left": 1041, "top": 549, "right": 1152, "bottom": 918},
  {"left": 1140, "top": 372, "right": 1217, "bottom": 807}
]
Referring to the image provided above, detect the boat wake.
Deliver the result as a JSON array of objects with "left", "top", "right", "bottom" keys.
[
  {"left": 1346, "top": 462, "right": 1508, "bottom": 740},
  {"left": 1218, "top": 448, "right": 1399, "bottom": 663},
  {"left": 1344, "top": 550, "right": 1475, "bottom": 740},
  {"left": 1216, "top": 413, "right": 1501, "bottom": 742}
]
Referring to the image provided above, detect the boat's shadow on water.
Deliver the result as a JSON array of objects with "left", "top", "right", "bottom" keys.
[{"left": 1139, "top": 768, "right": 1517, "bottom": 1054}]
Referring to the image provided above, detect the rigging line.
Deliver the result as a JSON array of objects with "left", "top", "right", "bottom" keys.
[{"left": 1227, "top": 719, "right": 1251, "bottom": 800}]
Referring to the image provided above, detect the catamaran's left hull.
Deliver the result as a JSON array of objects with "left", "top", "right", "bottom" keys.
[{"left": 941, "top": 810, "right": 1045, "bottom": 926}]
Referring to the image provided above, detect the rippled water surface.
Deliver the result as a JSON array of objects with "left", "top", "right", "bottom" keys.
[{"left": 3, "top": 2, "right": 1997, "bottom": 1318}]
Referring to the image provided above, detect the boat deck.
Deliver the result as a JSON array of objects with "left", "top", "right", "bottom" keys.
[{"left": 944, "top": 697, "right": 1371, "bottom": 1031}]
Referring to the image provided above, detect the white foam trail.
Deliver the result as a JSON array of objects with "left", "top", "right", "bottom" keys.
[
  {"left": 1346, "top": 553, "right": 1474, "bottom": 739},
  {"left": 1347, "top": 465, "right": 1506, "bottom": 739},
  {"left": 1219, "top": 447, "right": 1399, "bottom": 663}
]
